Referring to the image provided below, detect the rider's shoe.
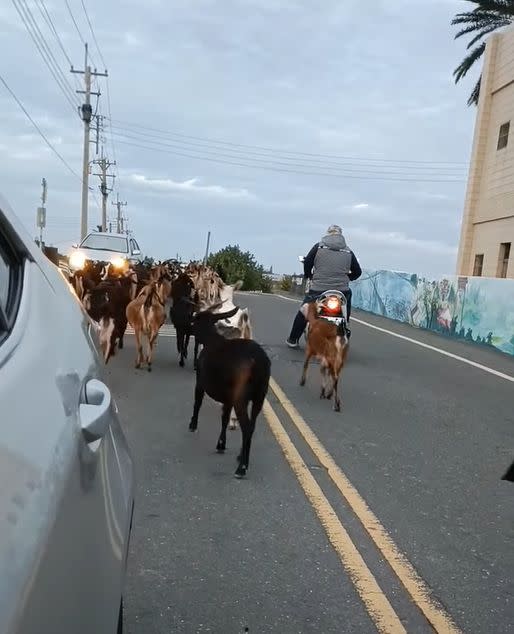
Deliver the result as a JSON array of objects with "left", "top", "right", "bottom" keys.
[{"left": 286, "top": 337, "right": 299, "bottom": 348}]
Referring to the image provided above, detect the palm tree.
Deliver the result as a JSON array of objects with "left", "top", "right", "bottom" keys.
[{"left": 452, "top": 0, "right": 514, "bottom": 106}]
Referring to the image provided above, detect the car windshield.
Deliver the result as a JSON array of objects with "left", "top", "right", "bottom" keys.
[{"left": 80, "top": 234, "right": 128, "bottom": 253}]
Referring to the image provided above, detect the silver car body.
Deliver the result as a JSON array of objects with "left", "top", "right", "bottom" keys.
[
  {"left": 69, "top": 232, "right": 143, "bottom": 271},
  {"left": 0, "top": 196, "right": 135, "bottom": 634}
]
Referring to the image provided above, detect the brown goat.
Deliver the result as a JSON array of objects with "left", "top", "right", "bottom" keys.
[
  {"left": 126, "top": 280, "right": 167, "bottom": 371},
  {"left": 299, "top": 302, "right": 349, "bottom": 411}
]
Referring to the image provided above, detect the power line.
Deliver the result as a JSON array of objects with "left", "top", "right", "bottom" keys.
[
  {"left": 109, "top": 129, "right": 465, "bottom": 179},
  {"left": 64, "top": 0, "right": 98, "bottom": 68},
  {"left": 0, "top": 72, "right": 81, "bottom": 179},
  {"left": 36, "top": 0, "right": 82, "bottom": 92},
  {"left": 12, "top": 0, "right": 79, "bottom": 113},
  {"left": 0, "top": 73, "right": 102, "bottom": 214},
  {"left": 108, "top": 124, "right": 466, "bottom": 175},
  {"left": 113, "top": 138, "right": 465, "bottom": 183},
  {"left": 79, "top": 0, "right": 107, "bottom": 70},
  {"left": 78, "top": 0, "right": 120, "bottom": 193},
  {"left": 36, "top": 0, "right": 73, "bottom": 67},
  {"left": 108, "top": 117, "right": 468, "bottom": 167},
  {"left": 16, "top": 0, "right": 78, "bottom": 103}
]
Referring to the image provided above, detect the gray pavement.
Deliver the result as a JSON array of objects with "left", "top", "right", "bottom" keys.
[{"left": 106, "top": 293, "right": 514, "bottom": 634}]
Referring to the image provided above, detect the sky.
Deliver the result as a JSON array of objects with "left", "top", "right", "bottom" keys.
[{"left": 0, "top": 0, "right": 480, "bottom": 276}]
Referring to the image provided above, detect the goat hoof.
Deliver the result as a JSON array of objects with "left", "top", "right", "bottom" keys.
[
  {"left": 135, "top": 363, "right": 141, "bottom": 369},
  {"left": 118, "top": 340, "right": 124, "bottom": 350},
  {"left": 179, "top": 359, "right": 184, "bottom": 368},
  {"left": 189, "top": 422, "right": 197, "bottom": 432},
  {"left": 147, "top": 365, "right": 152, "bottom": 373},
  {"left": 234, "top": 466, "right": 247, "bottom": 478},
  {"left": 300, "top": 379, "right": 305, "bottom": 387},
  {"left": 334, "top": 403, "right": 341, "bottom": 412},
  {"left": 320, "top": 390, "right": 325, "bottom": 399}
]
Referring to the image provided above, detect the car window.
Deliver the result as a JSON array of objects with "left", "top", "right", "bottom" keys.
[
  {"left": 80, "top": 234, "right": 128, "bottom": 253},
  {"left": 0, "top": 225, "right": 23, "bottom": 344},
  {"left": 130, "top": 239, "right": 140, "bottom": 253}
]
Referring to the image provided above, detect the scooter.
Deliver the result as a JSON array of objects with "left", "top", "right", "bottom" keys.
[{"left": 298, "top": 257, "right": 349, "bottom": 341}]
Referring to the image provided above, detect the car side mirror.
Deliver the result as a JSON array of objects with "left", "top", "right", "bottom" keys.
[
  {"left": 72, "top": 243, "right": 78, "bottom": 249},
  {"left": 298, "top": 256, "right": 305, "bottom": 263},
  {"left": 132, "top": 249, "right": 141, "bottom": 256}
]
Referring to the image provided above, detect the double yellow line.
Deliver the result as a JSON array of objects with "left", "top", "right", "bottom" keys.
[{"left": 264, "top": 377, "right": 461, "bottom": 634}]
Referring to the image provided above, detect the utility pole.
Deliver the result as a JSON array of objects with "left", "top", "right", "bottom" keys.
[
  {"left": 36, "top": 177, "right": 47, "bottom": 249},
  {"left": 92, "top": 152, "right": 116, "bottom": 231},
  {"left": 71, "top": 44, "right": 107, "bottom": 240},
  {"left": 203, "top": 231, "right": 211, "bottom": 264},
  {"left": 112, "top": 193, "right": 127, "bottom": 234}
]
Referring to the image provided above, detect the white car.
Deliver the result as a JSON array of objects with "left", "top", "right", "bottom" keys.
[
  {"left": 69, "top": 232, "right": 143, "bottom": 273},
  {"left": 0, "top": 196, "right": 135, "bottom": 634}
]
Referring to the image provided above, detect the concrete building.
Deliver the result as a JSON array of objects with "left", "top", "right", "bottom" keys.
[{"left": 456, "top": 28, "right": 514, "bottom": 278}]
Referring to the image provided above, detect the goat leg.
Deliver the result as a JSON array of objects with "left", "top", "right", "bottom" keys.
[
  {"left": 189, "top": 383, "right": 205, "bottom": 432},
  {"left": 236, "top": 415, "right": 256, "bottom": 479},
  {"left": 193, "top": 339, "right": 200, "bottom": 370},
  {"left": 134, "top": 328, "right": 143, "bottom": 368},
  {"left": 300, "top": 352, "right": 313, "bottom": 386},
  {"left": 228, "top": 406, "right": 238, "bottom": 430},
  {"left": 320, "top": 365, "right": 328, "bottom": 399},
  {"left": 332, "top": 374, "right": 341, "bottom": 412},
  {"left": 147, "top": 331, "right": 158, "bottom": 372},
  {"left": 216, "top": 404, "right": 231, "bottom": 452}
]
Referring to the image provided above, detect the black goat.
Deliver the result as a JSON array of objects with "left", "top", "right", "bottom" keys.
[
  {"left": 169, "top": 273, "right": 200, "bottom": 367},
  {"left": 189, "top": 304, "right": 271, "bottom": 478}
]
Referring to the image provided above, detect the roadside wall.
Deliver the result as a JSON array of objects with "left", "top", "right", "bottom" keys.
[{"left": 351, "top": 270, "right": 514, "bottom": 357}]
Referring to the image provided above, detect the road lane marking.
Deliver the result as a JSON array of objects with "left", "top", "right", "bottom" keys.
[
  {"left": 350, "top": 318, "right": 514, "bottom": 384},
  {"left": 251, "top": 293, "right": 514, "bottom": 385},
  {"left": 263, "top": 399, "right": 406, "bottom": 634},
  {"left": 269, "top": 377, "right": 461, "bottom": 634}
]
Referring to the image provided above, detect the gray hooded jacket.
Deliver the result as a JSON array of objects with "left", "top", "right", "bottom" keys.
[{"left": 309, "top": 233, "right": 354, "bottom": 291}]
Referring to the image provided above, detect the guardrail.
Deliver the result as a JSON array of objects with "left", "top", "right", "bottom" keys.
[{"left": 351, "top": 269, "right": 514, "bottom": 357}]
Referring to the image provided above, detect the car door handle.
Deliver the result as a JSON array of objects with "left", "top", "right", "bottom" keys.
[{"left": 80, "top": 379, "right": 112, "bottom": 443}]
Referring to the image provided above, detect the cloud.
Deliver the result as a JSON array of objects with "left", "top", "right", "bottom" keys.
[
  {"left": 128, "top": 173, "right": 254, "bottom": 200},
  {"left": 0, "top": 0, "right": 474, "bottom": 278}
]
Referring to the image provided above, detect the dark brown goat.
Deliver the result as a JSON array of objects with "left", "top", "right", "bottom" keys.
[{"left": 189, "top": 305, "right": 271, "bottom": 478}]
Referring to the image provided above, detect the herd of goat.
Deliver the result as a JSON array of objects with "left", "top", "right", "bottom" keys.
[
  {"left": 63, "top": 259, "right": 514, "bottom": 483},
  {"left": 66, "top": 258, "right": 350, "bottom": 477}
]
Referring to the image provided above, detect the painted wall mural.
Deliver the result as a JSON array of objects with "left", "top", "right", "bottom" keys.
[{"left": 351, "top": 270, "right": 514, "bottom": 357}]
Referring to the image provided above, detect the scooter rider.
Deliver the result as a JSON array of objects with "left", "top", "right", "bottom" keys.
[{"left": 286, "top": 224, "right": 362, "bottom": 348}]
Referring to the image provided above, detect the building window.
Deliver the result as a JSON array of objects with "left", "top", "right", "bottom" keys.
[
  {"left": 473, "top": 254, "right": 484, "bottom": 276},
  {"left": 497, "top": 122, "right": 510, "bottom": 150},
  {"left": 497, "top": 242, "right": 511, "bottom": 278}
]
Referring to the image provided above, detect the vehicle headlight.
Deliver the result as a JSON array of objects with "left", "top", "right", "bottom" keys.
[
  {"left": 110, "top": 256, "right": 127, "bottom": 269},
  {"left": 69, "top": 250, "right": 86, "bottom": 270}
]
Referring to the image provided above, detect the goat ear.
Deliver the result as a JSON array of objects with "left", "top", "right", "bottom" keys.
[
  {"left": 233, "top": 280, "right": 243, "bottom": 291},
  {"left": 212, "top": 306, "right": 239, "bottom": 322}
]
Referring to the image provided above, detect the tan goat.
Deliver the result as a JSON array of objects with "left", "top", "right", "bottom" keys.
[
  {"left": 299, "top": 301, "right": 349, "bottom": 411},
  {"left": 126, "top": 280, "right": 167, "bottom": 371}
]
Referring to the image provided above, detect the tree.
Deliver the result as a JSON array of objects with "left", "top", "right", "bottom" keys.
[
  {"left": 207, "top": 245, "right": 272, "bottom": 292},
  {"left": 280, "top": 275, "right": 293, "bottom": 292},
  {"left": 452, "top": 1, "right": 514, "bottom": 106}
]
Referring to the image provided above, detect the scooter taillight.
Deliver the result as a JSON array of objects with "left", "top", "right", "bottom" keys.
[{"left": 325, "top": 297, "right": 341, "bottom": 312}]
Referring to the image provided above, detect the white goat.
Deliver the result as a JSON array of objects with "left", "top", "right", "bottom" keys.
[{"left": 211, "top": 280, "right": 253, "bottom": 429}]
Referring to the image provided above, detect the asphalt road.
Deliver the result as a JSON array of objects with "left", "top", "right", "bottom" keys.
[{"left": 106, "top": 293, "right": 514, "bottom": 634}]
